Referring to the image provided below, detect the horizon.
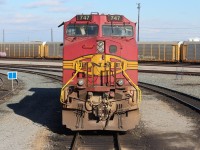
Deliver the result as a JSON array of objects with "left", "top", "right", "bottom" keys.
[{"left": 0, "top": 0, "right": 200, "bottom": 42}]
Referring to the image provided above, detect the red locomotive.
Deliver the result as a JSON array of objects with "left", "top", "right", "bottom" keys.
[{"left": 60, "top": 13, "right": 141, "bottom": 131}]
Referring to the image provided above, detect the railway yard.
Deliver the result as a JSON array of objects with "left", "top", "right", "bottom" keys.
[
  {"left": 0, "top": 59, "right": 199, "bottom": 150},
  {"left": 1, "top": 0, "right": 200, "bottom": 149}
]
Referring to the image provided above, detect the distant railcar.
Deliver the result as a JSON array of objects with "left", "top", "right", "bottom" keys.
[
  {"left": 0, "top": 42, "right": 43, "bottom": 58},
  {"left": 181, "top": 41, "right": 200, "bottom": 63},
  {"left": 138, "top": 42, "right": 180, "bottom": 62},
  {"left": 44, "top": 42, "right": 63, "bottom": 59},
  {"left": 0, "top": 42, "right": 63, "bottom": 59}
]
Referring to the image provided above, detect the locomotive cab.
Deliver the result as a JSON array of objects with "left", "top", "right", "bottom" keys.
[{"left": 60, "top": 13, "right": 141, "bottom": 131}]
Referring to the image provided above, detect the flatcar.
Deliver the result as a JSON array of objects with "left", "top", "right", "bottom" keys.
[{"left": 59, "top": 13, "right": 142, "bottom": 131}]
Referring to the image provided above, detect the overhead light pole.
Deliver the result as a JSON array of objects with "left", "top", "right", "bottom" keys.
[
  {"left": 137, "top": 3, "right": 141, "bottom": 42},
  {"left": 3, "top": 29, "right": 5, "bottom": 42}
]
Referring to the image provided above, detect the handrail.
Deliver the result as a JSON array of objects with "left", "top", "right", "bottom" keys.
[
  {"left": 60, "top": 60, "right": 141, "bottom": 105},
  {"left": 60, "top": 61, "right": 83, "bottom": 104},
  {"left": 120, "top": 63, "right": 142, "bottom": 104}
]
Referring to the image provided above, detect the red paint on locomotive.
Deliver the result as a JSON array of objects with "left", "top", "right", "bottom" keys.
[{"left": 60, "top": 13, "right": 141, "bottom": 131}]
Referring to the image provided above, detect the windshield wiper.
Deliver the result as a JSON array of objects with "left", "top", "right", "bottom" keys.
[
  {"left": 111, "top": 21, "right": 113, "bottom": 35},
  {"left": 123, "top": 22, "right": 126, "bottom": 34}
]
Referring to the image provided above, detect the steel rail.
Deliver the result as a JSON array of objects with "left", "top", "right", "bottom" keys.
[
  {"left": 113, "top": 132, "right": 122, "bottom": 150},
  {"left": 2, "top": 64, "right": 200, "bottom": 76},
  {"left": 139, "top": 70, "right": 200, "bottom": 76},
  {"left": 71, "top": 132, "right": 81, "bottom": 150},
  {"left": 0, "top": 68, "right": 62, "bottom": 82},
  {"left": 0, "top": 66, "right": 62, "bottom": 73},
  {"left": 0, "top": 73, "right": 19, "bottom": 101},
  {"left": 139, "top": 82, "right": 200, "bottom": 113}
]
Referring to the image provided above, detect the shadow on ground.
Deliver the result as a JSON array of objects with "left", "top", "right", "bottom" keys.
[{"left": 7, "top": 88, "right": 72, "bottom": 134}]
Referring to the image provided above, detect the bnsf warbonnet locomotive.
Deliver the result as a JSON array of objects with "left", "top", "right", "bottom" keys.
[{"left": 60, "top": 13, "right": 142, "bottom": 131}]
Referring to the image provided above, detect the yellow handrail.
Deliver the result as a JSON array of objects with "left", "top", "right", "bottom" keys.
[
  {"left": 60, "top": 60, "right": 141, "bottom": 105},
  {"left": 60, "top": 62, "right": 82, "bottom": 104},
  {"left": 120, "top": 64, "right": 142, "bottom": 104}
]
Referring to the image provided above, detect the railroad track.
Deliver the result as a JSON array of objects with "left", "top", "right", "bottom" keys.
[
  {"left": 70, "top": 131, "right": 144, "bottom": 150},
  {"left": 2, "top": 65, "right": 200, "bottom": 112},
  {"left": 1, "top": 65, "right": 199, "bottom": 149},
  {"left": 139, "top": 82, "right": 200, "bottom": 112},
  {"left": 0, "top": 65, "right": 62, "bottom": 73},
  {"left": 1, "top": 63, "right": 200, "bottom": 75},
  {"left": 1, "top": 64, "right": 200, "bottom": 76},
  {"left": 139, "top": 70, "right": 200, "bottom": 76},
  {"left": 0, "top": 73, "right": 19, "bottom": 101},
  {"left": 70, "top": 131, "right": 146, "bottom": 150},
  {"left": 0, "top": 68, "right": 62, "bottom": 82}
]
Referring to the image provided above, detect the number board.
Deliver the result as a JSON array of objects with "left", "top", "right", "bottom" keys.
[
  {"left": 107, "top": 15, "right": 123, "bottom": 22},
  {"left": 76, "top": 15, "right": 92, "bottom": 21}
]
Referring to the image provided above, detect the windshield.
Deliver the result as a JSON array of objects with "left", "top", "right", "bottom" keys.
[
  {"left": 66, "top": 24, "right": 98, "bottom": 36},
  {"left": 102, "top": 25, "right": 133, "bottom": 37}
]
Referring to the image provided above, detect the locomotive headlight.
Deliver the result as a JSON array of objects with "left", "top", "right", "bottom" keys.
[
  {"left": 78, "top": 79, "right": 84, "bottom": 86},
  {"left": 97, "top": 41, "right": 105, "bottom": 53},
  {"left": 117, "top": 79, "right": 124, "bottom": 86}
]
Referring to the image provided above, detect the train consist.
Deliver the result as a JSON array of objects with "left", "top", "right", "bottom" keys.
[
  {"left": 0, "top": 40, "right": 199, "bottom": 63},
  {"left": 59, "top": 13, "right": 141, "bottom": 131},
  {"left": 0, "top": 42, "right": 62, "bottom": 59},
  {"left": 138, "top": 41, "right": 200, "bottom": 63}
]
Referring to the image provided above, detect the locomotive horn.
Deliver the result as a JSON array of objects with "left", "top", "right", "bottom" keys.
[{"left": 58, "top": 22, "right": 64, "bottom": 28}]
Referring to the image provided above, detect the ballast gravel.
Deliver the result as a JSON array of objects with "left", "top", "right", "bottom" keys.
[
  {"left": 137, "top": 89, "right": 200, "bottom": 149},
  {"left": 0, "top": 70, "right": 61, "bottom": 150},
  {"left": 0, "top": 66, "right": 200, "bottom": 149},
  {"left": 139, "top": 73, "right": 200, "bottom": 99}
]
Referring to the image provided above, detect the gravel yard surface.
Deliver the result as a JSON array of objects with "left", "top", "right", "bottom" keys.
[
  {"left": 136, "top": 89, "right": 200, "bottom": 149},
  {"left": 139, "top": 73, "right": 200, "bottom": 98},
  {"left": 0, "top": 74, "right": 18, "bottom": 103},
  {"left": 139, "top": 65, "right": 200, "bottom": 73},
  {"left": 0, "top": 63, "right": 199, "bottom": 149},
  {"left": 0, "top": 70, "right": 61, "bottom": 150},
  {"left": 0, "top": 60, "right": 62, "bottom": 66}
]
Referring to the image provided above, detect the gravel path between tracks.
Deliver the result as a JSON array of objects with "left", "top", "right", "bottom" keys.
[
  {"left": 0, "top": 70, "right": 61, "bottom": 150},
  {"left": 0, "top": 68, "right": 199, "bottom": 149},
  {"left": 139, "top": 73, "right": 200, "bottom": 98},
  {"left": 0, "top": 74, "right": 18, "bottom": 103},
  {"left": 131, "top": 89, "right": 200, "bottom": 150}
]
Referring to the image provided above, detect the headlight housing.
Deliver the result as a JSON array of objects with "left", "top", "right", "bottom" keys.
[
  {"left": 78, "top": 79, "right": 84, "bottom": 86},
  {"left": 117, "top": 79, "right": 124, "bottom": 86},
  {"left": 97, "top": 41, "right": 104, "bottom": 53}
]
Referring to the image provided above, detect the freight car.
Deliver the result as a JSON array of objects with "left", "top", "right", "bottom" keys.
[
  {"left": 138, "top": 41, "right": 180, "bottom": 62},
  {"left": 138, "top": 41, "right": 200, "bottom": 63},
  {"left": 181, "top": 41, "right": 200, "bottom": 63},
  {"left": 59, "top": 13, "right": 142, "bottom": 131},
  {"left": 0, "top": 42, "right": 63, "bottom": 59},
  {"left": 0, "top": 42, "right": 43, "bottom": 58}
]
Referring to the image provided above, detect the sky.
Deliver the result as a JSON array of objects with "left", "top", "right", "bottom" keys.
[{"left": 0, "top": 0, "right": 200, "bottom": 42}]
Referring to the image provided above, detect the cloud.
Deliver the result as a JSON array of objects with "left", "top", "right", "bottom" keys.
[
  {"left": 10, "top": 14, "right": 39, "bottom": 24},
  {"left": 0, "top": 0, "right": 6, "bottom": 5},
  {"left": 23, "top": 0, "right": 64, "bottom": 8},
  {"left": 48, "top": 6, "right": 83, "bottom": 13}
]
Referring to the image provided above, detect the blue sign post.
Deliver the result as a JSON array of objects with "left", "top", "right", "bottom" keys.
[{"left": 7, "top": 72, "right": 17, "bottom": 90}]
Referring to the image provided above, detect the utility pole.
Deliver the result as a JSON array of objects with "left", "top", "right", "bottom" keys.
[
  {"left": 137, "top": 3, "right": 141, "bottom": 42},
  {"left": 3, "top": 29, "right": 5, "bottom": 42},
  {"left": 51, "top": 28, "right": 53, "bottom": 42}
]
